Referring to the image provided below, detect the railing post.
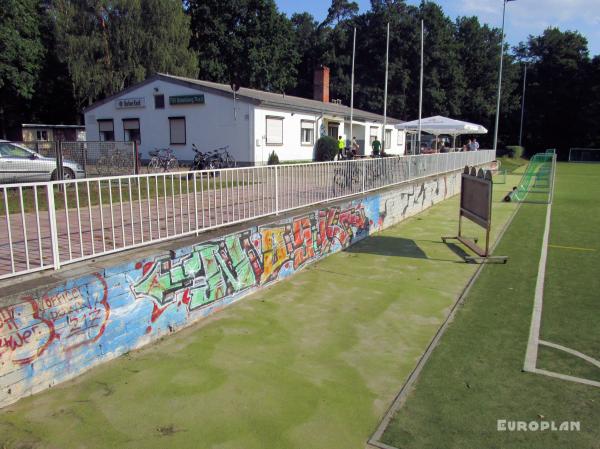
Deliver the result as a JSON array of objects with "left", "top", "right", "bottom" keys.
[
  {"left": 362, "top": 160, "right": 366, "bottom": 193},
  {"left": 275, "top": 165, "right": 279, "bottom": 215},
  {"left": 47, "top": 183, "right": 61, "bottom": 270}
]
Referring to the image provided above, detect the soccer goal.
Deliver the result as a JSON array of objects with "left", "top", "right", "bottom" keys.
[
  {"left": 505, "top": 152, "right": 556, "bottom": 204},
  {"left": 569, "top": 148, "right": 600, "bottom": 162}
]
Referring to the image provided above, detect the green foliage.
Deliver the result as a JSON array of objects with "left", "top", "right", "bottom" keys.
[
  {"left": 504, "top": 145, "right": 524, "bottom": 159},
  {"left": 515, "top": 28, "right": 597, "bottom": 158},
  {"left": 267, "top": 151, "right": 279, "bottom": 165},
  {"left": 51, "top": 0, "right": 197, "bottom": 110},
  {"left": 0, "top": 0, "right": 44, "bottom": 137},
  {"left": 315, "top": 136, "right": 338, "bottom": 161},
  {"left": 188, "top": 0, "right": 299, "bottom": 92}
]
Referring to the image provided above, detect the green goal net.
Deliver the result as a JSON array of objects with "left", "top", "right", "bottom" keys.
[{"left": 507, "top": 153, "right": 555, "bottom": 203}]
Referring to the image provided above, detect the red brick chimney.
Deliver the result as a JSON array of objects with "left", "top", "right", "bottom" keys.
[{"left": 313, "top": 66, "right": 330, "bottom": 103}]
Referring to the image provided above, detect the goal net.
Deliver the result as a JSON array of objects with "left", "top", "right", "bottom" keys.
[
  {"left": 507, "top": 153, "right": 555, "bottom": 203},
  {"left": 569, "top": 148, "right": 600, "bottom": 162}
]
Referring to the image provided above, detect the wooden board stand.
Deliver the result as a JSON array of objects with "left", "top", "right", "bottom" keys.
[{"left": 442, "top": 166, "right": 508, "bottom": 264}]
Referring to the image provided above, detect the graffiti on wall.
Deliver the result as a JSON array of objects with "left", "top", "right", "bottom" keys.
[
  {"left": 0, "top": 274, "right": 109, "bottom": 370},
  {"left": 131, "top": 204, "right": 371, "bottom": 323},
  {"left": 0, "top": 173, "right": 461, "bottom": 407}
]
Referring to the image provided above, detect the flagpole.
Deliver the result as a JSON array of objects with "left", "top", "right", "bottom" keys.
[
  {"left": 383, "top": 22, "right": 390, "bottom": 152},
  {"left": 417, "top": 16, "right": 424, "bottom": 154},
  {"left": 350, "top": 27, "right": 356, "bottom": 149},
  {"left": 493, "top": 0, "right": 514, "bottom": 152}
]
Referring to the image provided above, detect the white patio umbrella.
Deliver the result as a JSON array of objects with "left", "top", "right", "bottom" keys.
[{"left": 396, "top": 115, "right": 488, "bottom": 151}]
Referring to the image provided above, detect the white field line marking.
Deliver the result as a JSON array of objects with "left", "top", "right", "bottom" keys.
[
  {"left": 524, "top": 157, "right": 556, "bottom": 372},
  {"left": 531, "top": 368, "right": 600, "bottom": 388},
  {"left": 523, "top": 192, "right": 552, "bottom": 371},
  {"left": 540, "top": 340, "right": 600, "bottom": 370}
]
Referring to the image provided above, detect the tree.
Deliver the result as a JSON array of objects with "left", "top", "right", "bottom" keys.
[
  {"left": 0, "top": 0, "right": 44, "bottom": 138},
  {"left": 188, "top": 0, "right": 299, "bottom": 92},
  {"left": 517, "top": 28, "right": 591, "bottom": 157},
  {"left": 51, "top": 0, "right": 197, "bottom": 112}
]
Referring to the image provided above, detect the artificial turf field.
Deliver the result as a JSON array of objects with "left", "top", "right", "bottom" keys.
[
  {"left": 381, "top": 162, "right": 600, "bottom": 449},
  {"left": 0, "top": 173, "right": 519, "bottom": 449}
]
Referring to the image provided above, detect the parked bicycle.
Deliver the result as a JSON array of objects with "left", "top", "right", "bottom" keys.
[
  {"left": 189, "top": 145, "right": 235, "bottom": 171},
  {"left": 147, "top": 148, "right": 179, "bottom": 173},
  {"left": 190, "top": 144, "right": 218, "bottom": 171},
  {"left": 97, "top": 148, "right": 134, "bottom": 176},
  {"left": 332, "top": 161, "right": 362, "bottom": 196}
]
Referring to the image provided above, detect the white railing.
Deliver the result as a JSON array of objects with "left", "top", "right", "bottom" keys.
[{"left": 0, "top": 150, "right": 495, "bottom": 280}]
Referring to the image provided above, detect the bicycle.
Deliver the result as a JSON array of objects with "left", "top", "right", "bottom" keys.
[
  {"left": 332, "top": 161, "right": 362, "bottom": 196},
  {"left": 147, "top": 148, "right": 179, "bottom": 173},
  {"left": 96, "top": 148, "right": 134, "bottom": 176}
]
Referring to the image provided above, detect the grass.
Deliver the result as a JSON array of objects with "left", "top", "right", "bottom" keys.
[
  {"left": 1, "top": 177, "right": 246, "bottom": 215},
  {"left": 380, "top": 162, "right": 600, "bottom": 449},
  {"left": 0, "top": 175, "right": 519, "bottom": 449}
]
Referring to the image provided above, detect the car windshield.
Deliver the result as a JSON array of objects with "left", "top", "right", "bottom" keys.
[{"left": 0, "top": 143, "right": 33, "bottom": 158}]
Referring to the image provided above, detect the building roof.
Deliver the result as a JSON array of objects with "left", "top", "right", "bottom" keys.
[
  {"left": 84, "top": 73, "right": 402, "bottom": 125},
  {"left": 22, "top": 123, "right": 85, "bottom": 129}
]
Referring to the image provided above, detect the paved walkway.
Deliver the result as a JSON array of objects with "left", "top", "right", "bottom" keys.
[{"left": 0, "top": 176, "right": 517, "bottom": 449}]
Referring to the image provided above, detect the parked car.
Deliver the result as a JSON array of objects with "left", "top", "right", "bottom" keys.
[{"left": 0, "top": 140, "right": 85, "bottom": 183}]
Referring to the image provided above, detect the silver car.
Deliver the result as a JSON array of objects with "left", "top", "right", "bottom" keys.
[{"left": 0, "top": 141, "right": 85, "bottom": 183}]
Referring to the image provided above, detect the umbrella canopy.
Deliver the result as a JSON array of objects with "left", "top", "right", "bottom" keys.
[{"left": 395, "top": 115, "right": 487, "bottom": 136}]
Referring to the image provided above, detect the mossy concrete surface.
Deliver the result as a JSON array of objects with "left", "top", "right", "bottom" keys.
[{"left": 0, "top": 175, "right": 518, "bottom": 449}]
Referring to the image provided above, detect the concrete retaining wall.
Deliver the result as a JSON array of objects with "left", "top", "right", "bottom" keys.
[{"left": 0, "top": 171, "right": 461, "bottom": 407}]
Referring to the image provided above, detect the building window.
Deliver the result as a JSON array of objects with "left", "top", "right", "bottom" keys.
[
  {"left": 154, "top": 94, "right": 165, "bottom": 109},
  {"left": 98, "top": 119, "right": 114, "bottom": 141},
  {"left": 123, "top": 118, "right": 141, "bottom": 143},
  {"left": 397, "top": 130, "right": 403, "bottom": 145},
  {"left": 369, "top": 126, "right": 378, "bottom": 144},
  {"left": 385, "top": 129, "right": 392, "bottom": 149},
  {"left": 266, "top": 116, "right": 283, "bottom": 145},
  {"left": 301, "top": 120, "right": 314, "bottom": 145},
  {"left": 36, "top": 130, "right": 48, "bottom": 141},
  {"left": 169, "top": 117, "right": 186, "bottom": 145}
]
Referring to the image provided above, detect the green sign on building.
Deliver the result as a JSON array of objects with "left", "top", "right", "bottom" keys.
[{"left": 169, "top": 94, "right": 205, "bottom": 105}]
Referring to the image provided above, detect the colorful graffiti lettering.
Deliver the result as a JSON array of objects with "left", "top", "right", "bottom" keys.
[{"left": 132, "top": 204, "right": 371, "bottom": 317}]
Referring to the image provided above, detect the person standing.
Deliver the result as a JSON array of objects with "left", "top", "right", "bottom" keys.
[
  {"left": 371, "top": 136, "right": 381, "bottom": 157},
  {"left": 467, "top": 139, "right": 474, "bottom": 151},
  {"left": 351, "top": 136, "right": 359, "bottom": 156},
  {"left": 337, "top": 136, "right": 345, "bottom": 159},
  {"left": 472, "top": 138, "right": 480, "bottom": 151}
]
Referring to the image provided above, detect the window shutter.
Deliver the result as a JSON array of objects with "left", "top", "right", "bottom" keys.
[
  {"left": 266, "top": 117, "right": 283, "bottom": 144},
  {"left": 169, "top": 118, "right": 186, "bottom": 144},
  {"left": 123, "top": 119, "right": 139, "bottom": 130},
  {"left": 98, "top": 120, "right": 114, "bottom": 132}
]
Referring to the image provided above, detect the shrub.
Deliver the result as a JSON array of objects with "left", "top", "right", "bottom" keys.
[
  {"left": 503, "top": 145, "right": 525, "bottom": 159},
  {"left": 315, "top": 136, "right": 338, "bottom": 161},
  {"left": 267, "top": 151, "right": 279, "bottom": 165}
]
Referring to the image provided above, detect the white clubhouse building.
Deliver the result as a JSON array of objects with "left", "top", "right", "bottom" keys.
[{"left": 84, "top": 68, "right": 405, "bottom": 165}]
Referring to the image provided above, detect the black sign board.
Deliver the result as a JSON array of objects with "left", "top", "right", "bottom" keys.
[{"left": 442, "top": 166, "right": 507, "bottom": 263}]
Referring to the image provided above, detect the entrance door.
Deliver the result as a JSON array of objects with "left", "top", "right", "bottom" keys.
[{"left": 328, "top": 123, "right": 339, "bottom": 138}]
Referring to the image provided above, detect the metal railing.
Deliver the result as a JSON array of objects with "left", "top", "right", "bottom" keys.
[{"left": 0, "top": 150, "right": 495, "bottom": 280}]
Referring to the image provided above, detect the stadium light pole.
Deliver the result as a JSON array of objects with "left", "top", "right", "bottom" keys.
[
  {"left": 493, "top": 0, "right": 515, "bottom": 152},
  {"left": 518, "top": 62, "right": 527, "bottom": 147}
]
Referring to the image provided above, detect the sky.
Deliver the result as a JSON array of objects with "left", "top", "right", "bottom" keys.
[{"left": 276, "top": 0, "right": 600, "bottom": 56}]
